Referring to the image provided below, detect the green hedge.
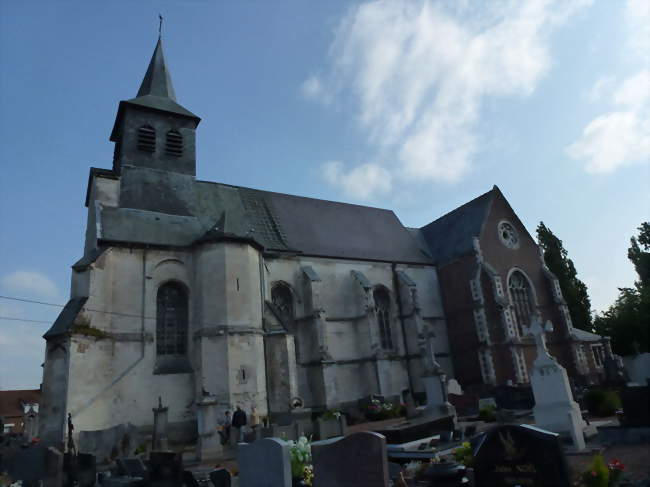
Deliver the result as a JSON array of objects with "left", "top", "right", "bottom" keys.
[{"left": 583, "top": 389, "right": 621, "bottom": 417}]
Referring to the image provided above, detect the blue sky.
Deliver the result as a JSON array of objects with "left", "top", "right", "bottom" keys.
[{"left": 1, "top": 0, "right": 648, "bottom": 390}]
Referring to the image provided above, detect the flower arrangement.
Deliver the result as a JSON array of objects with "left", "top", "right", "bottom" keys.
[
  {"left": 452, "top": 441, "right": 473, "bottom": 467},
  {"left": 363, "top": 398, "right": 404, "bottom": 421},
  {"left": 579, "top": 454, "right": 626, "bottom": 487},
  {"left": 287, "top": 435, "right": 313, "bottom": 486},
  {"left": 320, "top": 409, "right": 342, "bottom": 421}
]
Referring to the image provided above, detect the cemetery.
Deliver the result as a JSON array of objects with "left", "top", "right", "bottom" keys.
[{"left": 2, "top": 314, "right": 648, "bottom": 486}]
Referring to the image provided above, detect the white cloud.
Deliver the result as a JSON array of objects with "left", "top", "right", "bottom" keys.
[
  {"left": 587, "top": 76, "right": 616, "bottom": 102},
  {"left": 568, "top": 0, "right": 650, "bottom": 175},
  {"left": 614, "top": 70, "right": 650, "bottom": 107},
  {"left": 567, "top": 110, "right": 650, "bottom": 173},
  {"left": 322, "top": 161, "right": 392, "bottom": 199},
  {"left": 625, "top": 0, "right": 650, "bottom": 54},
  {"left": 301, "top": 76, "right": 324, "bottom": 100},
  {"left": 305, "top": 0, "right": 591, "bottom": 198},
  {"left": 1, "top": 270, "right": 60, "bottom": 299}
]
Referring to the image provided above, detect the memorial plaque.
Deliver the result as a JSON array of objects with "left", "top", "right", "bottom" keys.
[{"left": 473, "top": 424, "right": 570, "bottom": 487}]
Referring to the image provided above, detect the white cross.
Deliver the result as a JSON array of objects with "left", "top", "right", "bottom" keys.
[{"left": 524, "top": 313, "right": 556, "bottom": 365}]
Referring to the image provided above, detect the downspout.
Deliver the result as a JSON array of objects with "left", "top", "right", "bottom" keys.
[
  {"left": 392, "top": 263, "right": 415, "bottom": 398},
  {"left": 259, "top": 252, "right": 272, "bottom": 419},
  {"left": 71, "top": 248, "right": 147, "bottom": 417}
]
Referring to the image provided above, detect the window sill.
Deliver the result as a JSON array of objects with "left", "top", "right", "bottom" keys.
[{"left": 154, "top": 356, "right": 193, "bottom": 375}]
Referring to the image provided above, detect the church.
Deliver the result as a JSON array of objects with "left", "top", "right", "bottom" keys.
[{"left": 38, "top": 39, "right": 607, "bottom": 447}]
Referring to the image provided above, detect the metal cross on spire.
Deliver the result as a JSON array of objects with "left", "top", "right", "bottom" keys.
[{"left": 158, "top": 14, "right": 163, "bottom": 38}]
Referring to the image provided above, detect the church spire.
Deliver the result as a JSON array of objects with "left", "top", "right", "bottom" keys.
[{"left": 136, "top": 37, "right": 177, "bottom": 100}]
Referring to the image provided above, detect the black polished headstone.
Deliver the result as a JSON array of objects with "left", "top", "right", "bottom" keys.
[
  {"left": 620, "top": 386, "right": 650, "bottom": 427},
  {"left": 473, "top": 424, "right": 570, "bottom": 487},
  {"left": 312, "top": 431, "right": 389, "bottom": 487},
  {"left": 116, "top": 458, "right": 148, "bottom": 478},
  {"left": 494, "top": 386, "right": 535, "bottom": 410},
  {"left": 183, "top": 470, "right": 200, "bottom": 487},
  {"left": 148, "top": 451, "right": 182, "bottom": 487},
  {"left": 77, "top": 453, "right": 97, "bottom": 487},
  {"left": 209, "top": 468, "right": 232, "bottom": 487}
]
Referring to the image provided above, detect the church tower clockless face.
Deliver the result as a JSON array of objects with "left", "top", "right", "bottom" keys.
[{"left": 498, "top": 221, "right": 519, "bottom": 249}]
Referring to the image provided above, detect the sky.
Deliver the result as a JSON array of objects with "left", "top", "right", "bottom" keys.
[{"left": 0, "top": 0, "right": 648, "bottom": 390}]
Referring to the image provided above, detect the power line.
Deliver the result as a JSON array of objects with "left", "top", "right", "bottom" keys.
[
  {"left": 0, "top": 294, "right": 254, "bottom": 330},
  {"left": 0, "top": 316, "right": 52, "bottom": 324}
]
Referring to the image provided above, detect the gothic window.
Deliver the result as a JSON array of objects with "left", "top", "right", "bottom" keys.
[
  {"left": 156, "top": 282, "right": 188, "bottom": 356},
  {"left": 498, "top": 221, "right": 519, "bottom": 249},
  {"left": 374, "top": 288, "right": 394, "bottom": 350},
  {"left": 165, "top": 129, "right": 183, "bottom": 157},
  {"left": 508, "top": 271, "right": 533, "bottom": 336},
  {"left": 591, "top": 344, "right": 605, "bottom": 368},
  {"left": 271, "top": 283, "right": 294, "bottom": 330},
  {"left": 137, "top": 125, "right": 156, "bottom": 153}
]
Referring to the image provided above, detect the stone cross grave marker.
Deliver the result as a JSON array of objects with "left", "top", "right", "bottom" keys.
[
  {"left": 312, "top": 431, "right": 389, "bottom": 487},
  {"left": 238, "top": 437, "right": 292, "bottom": 487},
  {"left": 524, "top": 315, "right": 585, "bottom": 450},
  {"left": 473, "top": 424, "right": 570, "bottom": 487}
]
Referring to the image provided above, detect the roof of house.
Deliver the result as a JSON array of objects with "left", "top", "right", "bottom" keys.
[
  {"left": 418, "top": 187, "right": 497, "bottom": 264},
  {"left": 0, "top": 389, "right": 40, "bottom": 419},
  {"left": 571, "top": 328, "right": 604, "bottom": 342}
]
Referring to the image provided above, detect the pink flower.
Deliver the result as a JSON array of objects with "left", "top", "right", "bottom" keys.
[{"left": 591, "top": 471, "right": 597, "bottom": 477}]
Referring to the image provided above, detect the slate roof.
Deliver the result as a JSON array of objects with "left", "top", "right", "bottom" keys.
[
  {"left": 418, "top": 187, "right": 497, "bottom": 264},
  {"left": 95, "top": 179, "right": 433, "bottom": 265},
  {"left": 571, "top": 328, "right": 604, "bottom": 342},
  {"left": 43, "top": 297, "right": 87, "bottom": 339}
]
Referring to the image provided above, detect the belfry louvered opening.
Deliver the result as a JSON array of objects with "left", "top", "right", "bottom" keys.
[
  {"left": 137, "top": 125, "right": 156, "bottom": 152},
  {"left": 165, "top": 130, "right": 183, "bottom": 157}
]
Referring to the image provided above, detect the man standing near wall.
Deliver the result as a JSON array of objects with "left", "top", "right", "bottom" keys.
[{"left": 231, "top": 406, "right": 247, "bottom": 443}]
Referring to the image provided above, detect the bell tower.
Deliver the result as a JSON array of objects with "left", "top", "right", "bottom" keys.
[{"left": 109, "top": 37, "right": 201, "bottom": 216}]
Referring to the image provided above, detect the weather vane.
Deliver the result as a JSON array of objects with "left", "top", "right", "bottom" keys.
[{"left": 158, "top": 14, "right": 163, "bottom": 38}]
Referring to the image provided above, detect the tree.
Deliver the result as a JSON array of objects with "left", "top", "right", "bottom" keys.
[
  {"left": 536, "top": 222, "right": 593, "bottom": 331},
  {"left": 594, "top": 222, "right": 650, "bottom": 355}
]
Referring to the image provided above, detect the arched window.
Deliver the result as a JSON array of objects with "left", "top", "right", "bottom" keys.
[
  {"left": 156, "top": 282, "right": 188, "bottom": 356},
  {"left": 137, "top": 125, "right": 156, "bottom": 153},
  {"left": 374, "top": 288, "right": 394, "bottom": 350},
  {"left": 271, "top": 283, "right": 294, "bottom": 330},
  {"left": 165, "top": 129, "right": 183, "bottom": 157},
  {"left": 508, "top": 271, "right": 533, "bottom": 336}
]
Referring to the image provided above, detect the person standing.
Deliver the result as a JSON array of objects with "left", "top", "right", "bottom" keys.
[{"left": 231, "top": 405, "right": 247, "bottom": 443}]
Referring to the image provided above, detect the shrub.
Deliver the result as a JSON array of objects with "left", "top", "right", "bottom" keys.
[
  {"left": 478, "top": 405, "right": 496, "bottom": 422},
  {"left": 584, "top": 389, "right": 622, "bottom": 417},
  {"left": 452, "top": 441, "right": 474, "bottom": 467},
  {"left": 581, "top": 454, "right": 609, "bottom": 487}
]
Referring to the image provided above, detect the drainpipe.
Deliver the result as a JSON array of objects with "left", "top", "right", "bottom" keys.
[
  {"left": 259, "top": 252, "right": 272, "bottom": 419},
  {"left": 71, "top": 248, "right": 148, "bottom": 417},
  {"left": 392, "top": 263, "right": 415, "bottom": 398}
]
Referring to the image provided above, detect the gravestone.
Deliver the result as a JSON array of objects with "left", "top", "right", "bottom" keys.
[
  {"left": 238, "top": 437, "right": 291, "bottom": 487},
  {"left": 447, "top": 379, "right": 463, "bottom": 396},
  {"left": 620, "top": 386, "right": 650, "bottom": 427},
  {"left": 6, "top": 443, "right": 47, "bottom": 486},
  {"left": 209, "top": 468, "right": 232, "bottom": 487},
  {"left": 494, "top": 386, "right": 535, "bottom": 410},
  {"left": 148, "top": 451, "right": 182, "bottom": 487},
  {"left": 196, "top": 396, "right": 222, "bottom": 460},
  {"left": 473, "top": 424, "right": 570, "bottom": 487},
  {"left": 315, "top": 415, "right": 347, "bottom": 440},
  {"left": 312, "top": 432, "right": 389, "bottom": 487},
  {"left": 525, "top": 316, "right": 585, "bottom": 449},
  {"left": 402, "top": 389, "right": 418, "bottom": 418},
  {"left": 449, "top": 393, "right": 479, "bottom": 416},
  {"left": 44, "top": 446, "right": 63, "bottom": 487},
  {"left": 183, "top": 470, "right": 200, "bottom": 487},
  {"left": 77, "top": 453, "right": 97, "bottom": 487},
  {"left": 152, "top": 398, "right": 169, "bottom": 451},
  {"left": 116, "top": 458, "right": 148, "bottom": 478}
]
